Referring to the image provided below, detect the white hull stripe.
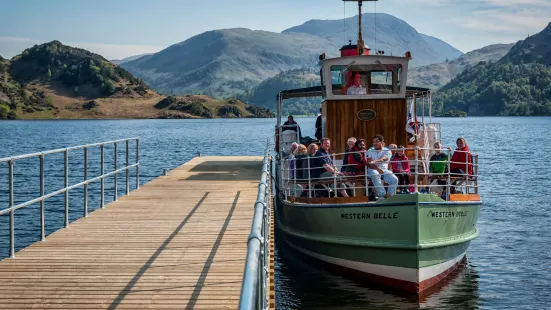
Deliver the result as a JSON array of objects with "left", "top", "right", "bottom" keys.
[{"left": 287, "top": 241, "right": 466, "bottom": 283}]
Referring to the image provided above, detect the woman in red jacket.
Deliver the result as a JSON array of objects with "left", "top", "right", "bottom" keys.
[
  {"left": 450, "top": 137, "right": 473, "bottom": 176},
  {"left": 344, "top": 139, "right": 367, "bottom": 176}
]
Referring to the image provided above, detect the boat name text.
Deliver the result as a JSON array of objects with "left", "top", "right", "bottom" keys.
[
  {"left": 430, "top": 210, "right": 468, "bottom": 218},
  {"left": 340, "top": 212, "right": 398, "bottom": 220}
]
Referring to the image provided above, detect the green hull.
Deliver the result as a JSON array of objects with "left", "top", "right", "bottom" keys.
[{"left": 275, "top": 193, "right": 481, "bottom": 292}]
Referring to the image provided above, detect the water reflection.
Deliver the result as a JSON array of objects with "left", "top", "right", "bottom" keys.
[{"left": 275, "top": 228, "right": 481, "bottom": 310}]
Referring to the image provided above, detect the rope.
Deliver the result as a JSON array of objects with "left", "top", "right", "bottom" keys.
[
  {"left": 375, "top": 1, "right": 377, "bottom": 51},
  {"left": 343, "top": 1, "right": 346, "bottom": 45}
]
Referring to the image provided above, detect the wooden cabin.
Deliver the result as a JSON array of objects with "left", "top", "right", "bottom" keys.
[{"left": 319, "top": 55, "right": 410, "bottom": 157}]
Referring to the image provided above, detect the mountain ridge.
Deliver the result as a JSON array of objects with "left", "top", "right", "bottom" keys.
[
  {"left": 432, "top": 22, "right": 551, "bottom": 116},
  {"left": 121, "top": 14, "right": 462, "bottom": 98}
]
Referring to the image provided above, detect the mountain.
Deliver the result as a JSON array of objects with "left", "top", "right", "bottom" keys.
[
  {"left": 0, "top": 41, "right": 271, "bottom": 119},
  {"left": 121, "top": 28, "right": 340, "bottom": 98},
  {"left": 282, "top": 13, "right": 462, "bottom": 66},
  {"left": 121, "top": 14, "right": 461, "bottom": 99},
  {"left": 409, "top": 43, "right": 514, "bottom": 89},
  {"left": 433, "top": 22, "right": 551, "bottom": 116},
  {"left": 238, "top": 68, "right": 320, "bottom": 115},
  {"left": 419, "top": 34, "right": 463, "bottom": 61},
  {"left": 110, "top": 53, "right": 153, "bottom": 65}
]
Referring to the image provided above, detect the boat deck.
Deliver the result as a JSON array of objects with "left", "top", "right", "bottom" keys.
[{"left": 0, "top": 156, "right": 264, "bottom": 309}]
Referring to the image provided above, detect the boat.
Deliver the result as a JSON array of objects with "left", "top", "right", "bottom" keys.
[{"left": 273, "top": 0, "right": 481, "bottom": 294}]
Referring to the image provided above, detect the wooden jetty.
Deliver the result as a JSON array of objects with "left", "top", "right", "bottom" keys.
[{"left": 0, "top": 156, "right": 270, "bottom": 309}]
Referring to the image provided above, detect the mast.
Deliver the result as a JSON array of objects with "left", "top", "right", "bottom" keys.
[{"left": 343, "top": 0, "right": 378, "bottom": 55}]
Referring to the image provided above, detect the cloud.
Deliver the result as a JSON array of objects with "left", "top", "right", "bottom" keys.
[{"left": 0, "top": 37, "right": 164, "bottom": 59}]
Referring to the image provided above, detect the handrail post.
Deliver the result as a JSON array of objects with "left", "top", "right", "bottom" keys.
[
  {"left": 126, "top": 140, "right": 129, "bottom": 195},
  {"left": 447, "top": 159, "right": 451, "bottom": 201},
  {"left": 414, "top": 146, "right": 419, "bottom": 193},
  {"left": 474, "top": 155, "right": 479, "bottom": 194},
  {"left": 84, "top": 147, "right": 88, "bottom": 217},
  {"left": 332, "top": 153, "right": 337, "bottom": 197},
  {"left": 64, "top": 149, "right": 69, "bottom": 228},
  {"left": 114, "top": 143, "right": 118, "bottom": 201},
  {"left": 465, "top": 151, "right": 469, "bottom": 194},
  {"left": 9, "top": 160, "right": 15, "bottom": 258},
  {"left": 135, "top": 139, "right": 139, "bottom": 190},
  {"left": 307, "top": 155, "right": 312, "bottom": 198},
  {"left": 40, "top": 154, "right": 45, "bottom": 241},
  {"left": 100, "top": 144, "right": 105, "bottom": 208}
]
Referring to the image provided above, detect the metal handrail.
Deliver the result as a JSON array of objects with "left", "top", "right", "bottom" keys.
[
  {"left": 0, "top": 138, "right": 140, "bottom": 258},
  {"left": 279, "top": 146, "right": 479, "bottom": 201},
  {"left": 238, "top": 141, "right": 272, "bottom": 310}
]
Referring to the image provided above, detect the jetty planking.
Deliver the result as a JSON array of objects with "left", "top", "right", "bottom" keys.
[{"left": 0, "top": 156, "right": 265, "bottom": 309}]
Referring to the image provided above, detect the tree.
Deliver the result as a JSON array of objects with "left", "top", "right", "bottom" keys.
[
  {"left": 47, "top": 68, "right": 52, "bottom": 80},
  {"left": 101, "top": 80, "right": 116, "bottom": 95},
  {"left": 0, "top": 104, "right": 9, "bottom": 119}
]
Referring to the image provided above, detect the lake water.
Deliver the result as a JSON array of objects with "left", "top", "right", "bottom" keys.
[{"left": 1, "top": 117, "right": 550, "bottom": 309}]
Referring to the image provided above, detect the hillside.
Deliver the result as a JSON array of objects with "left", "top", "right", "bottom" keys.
[
  {"left": 283, "top": 13, "right": 463, "bottom": 66},
  {"left": 121, "top": 14, "right": 461, "bottom": 99},
  {"left": 238, "top": 68, "right": 320, "bottom": 115},
  {"left": 419, "top": 34, "right": 463, "bottom": 61},
  {"left": 121, "top": 28, "right": 341, "bottom": 99},
  {"left": 432, "top": 23, "right": 551, "bottom": 116},
  {"left": 110, "top": 53, "right": 152, "bottom": 65},
  {"left": 0, "top": 42, "right": 272, "bottom": 119},
  {"left": 409, "top": 43, "right": 514, "bottom": 89}
]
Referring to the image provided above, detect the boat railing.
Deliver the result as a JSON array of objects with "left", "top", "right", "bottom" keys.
[
  {"left": 0, "top": 138, "right": 140, "bottom": 258},
  {"left": 279, "top": 146, "right": 479, "bottom": 202},
  {"left": 238, "top": 141, "right": 272, "bottom": 310}
]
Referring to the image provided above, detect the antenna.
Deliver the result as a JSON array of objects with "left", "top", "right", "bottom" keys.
[{"left": 343, "top": 0, "right": 378, "bottom": 55}]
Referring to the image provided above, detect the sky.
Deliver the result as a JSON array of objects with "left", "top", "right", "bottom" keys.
[{"left": 1, "top": 0, "right": 550, "bottom": 60}]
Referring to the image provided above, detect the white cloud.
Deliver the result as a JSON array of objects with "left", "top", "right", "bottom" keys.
[{"left": 0, "top": 37, "right": 164, "bottom": 60}]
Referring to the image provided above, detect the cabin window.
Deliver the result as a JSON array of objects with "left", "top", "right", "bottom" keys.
[{"left": 329, "top": 64, "right": 403, "bottom": 96}]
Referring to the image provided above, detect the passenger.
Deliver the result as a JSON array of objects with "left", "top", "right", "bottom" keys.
[
  {"left": 450, "top": 137, "right": 473, "bottom": 176},
  {"left": 283, "top": 115, "right": 299, "bottom": 132},
  {"left": 429, "top": 142, "right": 451, "bottom": 196},
  {"left": 391, "top": 145, "right": 411, "bottom": 193},
  {"left": 366, "top": 135, "right": 398, "bottom": 199},
  {"left": 429, "top": 142, "right": 451, "bottom": 175},
  {"left": 294, "top": 144, "right": 308, "bottom": 180},
  {"left": 347, "top": 72, "right": 367, "bottom": 95},
  {"left": 315, "top": 108, "right": 322, "bottom": 140},
  {"left": 387, "top": 144, "right": 397, "bottom": 170},
  {"left": 344, "top": 139, "right": 367, "bottom": 176},
  {"left": 312, "top": 138, "right": 349, "bottom": 197},
  {"left": 288, "top": 142, "right": 299, "bottom": 179},
  {"left": 306, "top": 143, "right": 319, "bottom": 180},
  {"left": 342, "top": 137, "right": 357, "bottom": 172}
]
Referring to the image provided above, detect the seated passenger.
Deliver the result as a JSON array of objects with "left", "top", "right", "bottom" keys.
[
  {"left": 288, "top": 142, "right": 299, "bottom": 179},
  {"left": 391, "top": 145, "right": 411, "bottom": 193},
  {"left": 366, "top": 135, "right": 398, "bottom": 199},
  {"left": 429, "top": 142, "right": 451, "bottom": 196},
  {"left": 294, "top": 144, "right": 308, "bottom": 180},
  {"left": 387, "top": 144, "right": 397, "bottom": 170},
  {"left": 347, "top": 72, "right": 367, "bottom": 95},
  {"left": 344, "top": 139, "right": 367, "bottom": 176},
  {"left": 311, "top": 138, "right": 349, "bottom": 197},
  {"left": 341, "top": 137, "right": 356, "bottom": 172},
  {"left": 450, "top": 137, "right": 473, "bottom": 176}
]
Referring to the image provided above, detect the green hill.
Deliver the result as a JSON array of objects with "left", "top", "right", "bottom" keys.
[
  {"left": 409, "top": 43, "right": 513, "bottom": 89},
  {"left": 432, "top": 23, "right": 551, "bottom": 116},
  {"left": 1, "top": 42, "right": 271, "bottom": 120},
  {"left": 239, "top": 68, "right": 320, "bottom": 115}
]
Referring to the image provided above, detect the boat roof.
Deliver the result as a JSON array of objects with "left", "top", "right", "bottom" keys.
[{"left": 277, "top": 84, "right": 430, "bottom": 100}]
